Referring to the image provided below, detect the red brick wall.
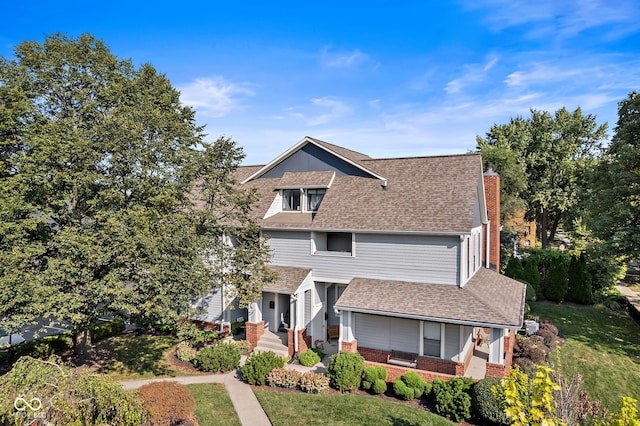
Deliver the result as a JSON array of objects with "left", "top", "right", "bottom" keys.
[
  {"left": 287, "top": 328, "right": 312, "bottom": 357},
  {"left": 483, "top": 168, "right": 500, "bottom": 271},
  {"left": 245, "top": 321, "right": 264, "bottom": 349},
  {"left": 363, "top": 360, "right": 456, "bottom": 383},
  {"left": 341, "top": 339, "right": 358, "bottom": 353},
  {"left": 358, "top": 345, "right": 463, "bottom": 377}
]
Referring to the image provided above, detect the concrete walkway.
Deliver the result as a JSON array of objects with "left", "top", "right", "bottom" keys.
[{"left": 120, "top": 367, "right": 272, "bottom": 426}]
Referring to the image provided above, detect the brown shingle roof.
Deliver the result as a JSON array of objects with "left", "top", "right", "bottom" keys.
[
  {"left": 275, "top": 171, "right": 335, "bottom": 188},
  {"left": 308, "top": 137, "right": 372, "bottom": 163},
  {"left": 240, "top": 152, "right": 483, "bottom": 233},
  {"left": 334, "top": 268, "right": 525, "bottom": 328},
  {"left": 264, "top": 265, "right": 312, "bottom": 294}
]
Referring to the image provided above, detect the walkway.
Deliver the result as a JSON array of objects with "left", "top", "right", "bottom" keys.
[
  {"left": 120, "top": 357, "right": 323, "bottom": 426},
  {"left": 120, "top": 367, "right": 272, "bottom": 426},
  {"left": 616, "top": 284, "right": 640, "bottom": 324}
]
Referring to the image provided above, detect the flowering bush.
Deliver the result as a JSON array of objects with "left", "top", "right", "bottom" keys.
[
  {"left": 176, "top": 342, "right": 197, "bottom": 362},
  {"left": 299, "top": 372, "right": 330, "bottom": 394},
  {"left": 267, "top": 368, "right": 302, "bottom": 389}
]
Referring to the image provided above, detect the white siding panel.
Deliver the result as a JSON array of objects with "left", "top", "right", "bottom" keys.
[
  {"left": 354, "top": 313, "right": 419, "bottom": 353},
  {"left": 444, "top": 324, "right": 460, "bottom": 361},
  {"left": 267, "top": 231, "right": 460, "bottom": 285}
]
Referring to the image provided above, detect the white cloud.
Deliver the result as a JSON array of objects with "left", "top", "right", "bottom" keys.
[
  {"left": 320, "top": 47, "right": 369, "bottom": 68},
  {"left": 178, "top": 77, "right": 254, "bottom": 118},
  {"left": 289, "top": 97, "right": 352, "bottom": 126},
  {"left": 445, "top": 55, "right": 499, "bottom": 94}
]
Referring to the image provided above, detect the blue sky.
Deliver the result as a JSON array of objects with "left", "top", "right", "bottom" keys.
[{"left": 2, "top": 1, "right": 639, "bottom": 164}]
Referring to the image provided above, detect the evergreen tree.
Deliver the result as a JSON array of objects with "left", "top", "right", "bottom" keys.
[
  {"left": 523, "top": 256, "right": 543, "bottom": 300},
  {"left": 566, "top": 254, "right": 593, "bottom": 304},
  {"left": 504, "top": 256, "right": 526, "bottom": 281},
  {"left": 545, "top": 255, "right": 569, "bottom": 302}
]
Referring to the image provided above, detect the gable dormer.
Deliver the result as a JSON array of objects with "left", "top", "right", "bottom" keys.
[{"left": 242, "top": 136, "right": 386, "bottom": 183}]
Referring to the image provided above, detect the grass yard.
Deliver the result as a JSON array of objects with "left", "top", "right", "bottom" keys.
[
  {"left": 186, "top": 383, "right": 241, "bottom": 426},
  {"left": 254, "top": 390, "right": 455, "bottom": 426},
  {"left": 93, "top": 333, "right": 186, "bottom": 381},
  {"left": 531, "top": 302, "right": 640, "bottom": 411}
]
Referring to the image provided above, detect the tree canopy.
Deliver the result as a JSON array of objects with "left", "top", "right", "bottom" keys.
[
  {"left": 0, "top": 33, "right": 270, "bottom": 353},
  {"left": 477, "top": 107, "right": 607, "bottom": 248},
  {"left": 589, "top": 92, "right": 640, "bottom": 261}
]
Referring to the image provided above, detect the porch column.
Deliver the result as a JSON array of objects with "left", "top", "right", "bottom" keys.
[
  {"left": 488, "top": 327, "right": 504, "bottom": 364},
  {"left": 245, "top": 301, "right": 264, "bottom": 349}
]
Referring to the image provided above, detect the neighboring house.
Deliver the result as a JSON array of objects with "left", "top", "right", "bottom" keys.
[
  {"left": 505, "top": 209, "right": 537, "bottom": 249},
  {"left": 195, "top": 136, "right": 526, "bottom": 379}
]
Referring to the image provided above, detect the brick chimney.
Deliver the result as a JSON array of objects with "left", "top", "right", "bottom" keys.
[{"left": 483, "top": 163, "right": 500, "bottom": 271}]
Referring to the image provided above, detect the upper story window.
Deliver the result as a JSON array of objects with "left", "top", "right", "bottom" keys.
[
  {"left": 311, "top": 231, "right": 354, "bottom": 256},
  {"left": 307, "top": 189, "right": 326, "bottom": 211},
  {"left": 282, "top": 189, "right": 301, "bottom": 211}
]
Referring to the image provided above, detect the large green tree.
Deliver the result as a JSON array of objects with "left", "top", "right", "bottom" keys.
[
  {"left": 477, "top": 107, "right": 607, "bottom": 248},
  {"left": 0, "top": 34, "right": 269, "bottom": 355}
]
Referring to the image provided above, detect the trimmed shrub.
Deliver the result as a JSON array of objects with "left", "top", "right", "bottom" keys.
[
  {"left": 298, "top": 349, "right": 321, "bottom": 366},
  {"left": 523, "top": 256, "right": 542, "bottom": 299},
  {"left": 176, "top": 342, "right": 197, "bottom": 362},
  {"left": 193, "top": 342, "right": 241, "bottom": 373},
  {"left": 514, "top": 335, "right": 549, "bottom": 365},
  {"left": 90, "top": 319, "right": 126, "bottom": 342},
  {"left": 545, "top": 254, "right": 569, "bottom": 302},
  {"left": 402, "top": 371, "right": 431, "bottom": 398},
  {"left": 299, "top": 372, "right": 331, "bottom": 394},
  {"left": 393, "top": 378, "right": 415, "bottom": 400},
  {"left": 372, "top": 378, "right": 388, "bottom": 395},
  {"left": 231, "top": 321, "right": 244, "bottom": 336},
  {"left": 567, "top": 253, "right": 594, "bottom": 305},
  {"left": 504, "top": 256, "right": 525, "bottom": 280},
  {"left": 432, "top": 377, "right": 474, "bottom": 422},
  {"left": 472, "top": 377, "right": 509, "bottom": 426},
  {"left": 267, "top": 367, "right": 302, "bottom": 389},
  {"left": 12, "top": 332, "right": 74, "bottom": 359},
  {"left": 242, "top": 351, "right": 286, "bottom": 385},
  {"left": 362, "top": 366, "right": 388, "bottom": 391},
  {"left": 138, "top": 381, "right": 195, "bottom": 426},
  {"left": 326, "top": 351, "right": 365, "bottom": 392},
  {"left": 525, "top": 282, "right": 537, "bottom": 302}
]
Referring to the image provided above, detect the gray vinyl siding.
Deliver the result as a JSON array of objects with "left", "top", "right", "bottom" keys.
[
  {"left": 267, "top": 231, "right": 460, "bottom": 285},
  {"left": 354, "top": 313, "right": 419, "bottom": 353},
  {"left": 472, "top": 195, "right": 482, "bottom": 228},
  {"left": 191, "top": 288, "right": 223, "bottom": 322},
  {"left": 444, "top": 323, "right": 460, "bottom": 361}
]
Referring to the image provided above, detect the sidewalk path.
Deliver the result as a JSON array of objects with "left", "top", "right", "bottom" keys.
[{"left": 120, "top": 369, "right": 271, "bottom": 426}]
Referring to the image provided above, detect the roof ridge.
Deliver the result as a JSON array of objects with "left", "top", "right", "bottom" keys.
[
  {"left": 363, "top": 152, "right": 481, "bottom": 162},
  {"left": 307, "top": 137, "right": 372, "bottom": 160}
]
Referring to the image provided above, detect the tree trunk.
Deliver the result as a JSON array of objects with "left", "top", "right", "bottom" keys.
[
  {"left": 74, "top": 329, "right": 93, "bottom": 360},
  {"left": 540, "top": 208, "right": 550, "bottom": 249}
]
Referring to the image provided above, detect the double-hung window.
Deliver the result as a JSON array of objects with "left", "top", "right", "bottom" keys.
[
  {"left": 282, "top": 189, "right": 301, "bottom": 211},
  {"left": 307, "top": 188, "right": 325, "bottom": 211}
]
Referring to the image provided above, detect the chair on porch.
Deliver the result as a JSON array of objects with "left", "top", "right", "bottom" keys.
[{"left": 327, "top": 325, "right": 339, "bottom": 343}]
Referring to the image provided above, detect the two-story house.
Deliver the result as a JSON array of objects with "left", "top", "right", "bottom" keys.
[{"left": 194, "top": 136, "right": 526, "bottom": 379}]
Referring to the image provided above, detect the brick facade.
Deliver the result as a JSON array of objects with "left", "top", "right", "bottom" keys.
[
  {"left": 287, "top": 328, "right": 312, "bottom": 357},
  {"left": 245, "top": 321, "right": 264, "bottom": 349},
  {"left": 358, "top": 345, "right": 466, "bottom": 377},
  {"left": 341, "top": 339, "right": 358, "bottom": 353},
  {"left": 483, "top": 165, "right": 500, "bottom": 271}
]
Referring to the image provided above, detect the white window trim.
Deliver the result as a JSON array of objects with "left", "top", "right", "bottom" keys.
[
  {"left": 420, "top": 320, "right": 444, "bottom": 359},
  {"left": 310, "top": 231, "right": 355, "bottom": 257}
]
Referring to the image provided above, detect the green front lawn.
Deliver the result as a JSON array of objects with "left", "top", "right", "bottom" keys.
[
  {"left": 254, "top": 390, "right": 455, "bottom": 426},
  {"left": 531, "top": 302, "right": 640, "bottom": 411},
  {"left": 94, "top": 334, "right": 186, "bottom": 380},
  {"left": 186, "top": 383, "right": 241, "bottom": 426}
]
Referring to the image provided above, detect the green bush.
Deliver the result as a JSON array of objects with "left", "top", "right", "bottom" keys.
[
  {"left": 0, "top": 356, "right": 146, "bottom": 426},
  {"left": 298, "top": 349, "right": 321, "bottom": 366},
  {"left": 402, "top": 371, "right": 431, "bottom": 398},
  {"left": 231, "top": 321, "right": 243, "bottom": 336},
  {"left": 545, "top": 254, "right": 569, "bottom": 302},
  {"left": 504, "top": 256, "right": 525, "bottom": 280},
  {"left": 242, "top": 351, "right": 286, "bottom": 385},
  {"left": 299, "top": 372, "right": 331, "bottom": 394},
  {"left": 472, "top": 377, "right": 509, "bottom": 425},
  {"left": 566, "top": 254, "right": 593, "bottom": 305},
  {"left": 232, "top": 339, "right": 252, "bottom": 354},
  {"left": 12, "top": 332, "right": 74, "bottom": 359},
  {"left": 90, "top": 319, "right": 126, "bottom": 342},
  {"left": 372, "top": 378, "right": 388, "bottom": 394},
  {"left": 177, "top": 321, "right": 217, "bottom": 345},
  {"left": 362, "top": 366, "right": 388, "bottom": 391},
  {"left": 326, "top": 351, "right": 365, "bottom": 392},
  {"left": 393, "top": 378, "right": 415, "bottom": 400},
  {"left": 523, "top": 256, "right": 542, "bottom": 299},
  {"left": 193, "top": 342, "right": 241, "bottom": 373},
  {"left": 176, "top": 342, "right": 197, "bottom": 362},
  {"left": 432, "top": 377, "right": 474, "bottom": 422},
  {"left": 267, "top": 367, "right": 302, "bottom": 388}
]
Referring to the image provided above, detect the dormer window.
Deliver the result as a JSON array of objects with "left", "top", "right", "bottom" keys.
[
  {"left": 307, "top": 189, "right": 325, "bottom": 211},
  {"left": 282, "top": 189, "right": 301, "bottom": 211}
]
